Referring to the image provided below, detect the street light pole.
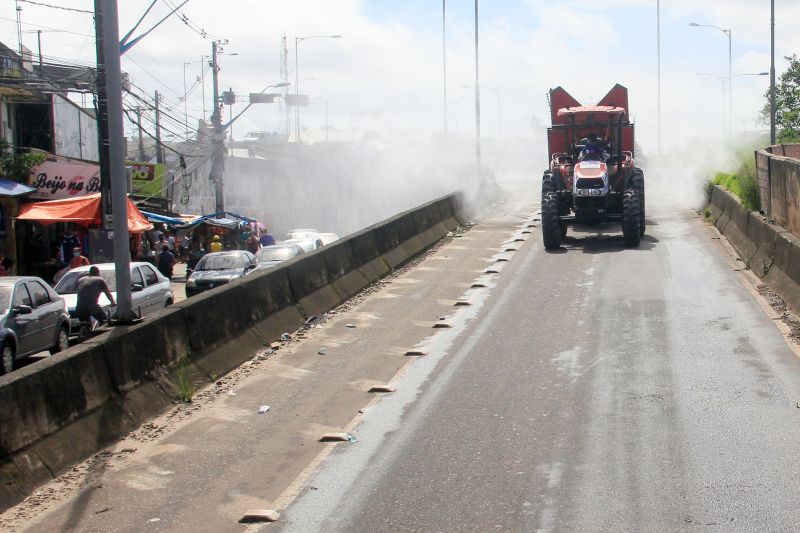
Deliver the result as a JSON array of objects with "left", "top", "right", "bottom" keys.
[
  {"left": 657, "top": 0, "right": 661, "bottom": 155},
  {"left": 474, "top": 0, "right": 481, "bottom": 174},
  {"left": 770, "top": 0, "right": 776, "bottom": 145},
  {"left": 442, "top": 0, "right": 448, "bottom": 136},
  {"left": 689, "top": 22, "right": 732, "bottom": 139},
  {"left": 294, "top": 34, "right": 341, "bottom": 143}
]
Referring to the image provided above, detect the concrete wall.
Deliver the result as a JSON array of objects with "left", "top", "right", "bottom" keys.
[
  {"left": 709, "top": 185, "right": 800, "bottom": 315},
  {"left": 756, "top": 143, "right": 800, "bottom": 237},
  {"left": 0, "top": 192, "right": 468, "bottom": 512}
]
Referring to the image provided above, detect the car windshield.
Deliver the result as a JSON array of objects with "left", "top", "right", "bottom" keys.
[
  {"left": 0, "top": 286, "right": 11, "bottom": 313},
  {"left": 257, "top": 248, "right": 296, "bottom": 262},
  {"left": 56, "top": 270, "right": 116, "bottom": 293},
  {"left": 196, "top": 254, "right": 245, "bottom": 271}
]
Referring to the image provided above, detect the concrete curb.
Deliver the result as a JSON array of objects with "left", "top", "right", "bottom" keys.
[
  {"left": 0, "top": 192, "right": 467, "bottom": 512},
  {"left": 709, "top": 185, "right": 800, "bottom": 313}
]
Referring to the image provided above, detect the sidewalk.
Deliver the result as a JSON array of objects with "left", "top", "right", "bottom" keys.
[{"left": 170, "top": 261, "right": 187, "bottom": 302}]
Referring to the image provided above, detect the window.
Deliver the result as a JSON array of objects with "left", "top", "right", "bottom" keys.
[
  {"left": 141, "top": 265, "right": 159, "bottom": 286},
  {"left": 28, "top": 281, "right": 51, "bottom": 307},
  {"left": 12, "top": 284, "right": 32, "bottom": 307},
  {"left": 131, "top": 267, "right": 144, "bottom": 286}
]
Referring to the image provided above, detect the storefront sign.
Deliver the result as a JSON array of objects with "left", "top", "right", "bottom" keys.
[
  {"left": 128, "top": 161, "right": 166, "bottom": 198},
  {"left": 29, "top": 161, "right": 101, "bottom": 200}
]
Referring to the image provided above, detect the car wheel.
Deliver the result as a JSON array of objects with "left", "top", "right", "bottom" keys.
[
  {"left": 50, "top": 326, "right": 70, "bottom": 355},
  {"left": 165, "top": 298, "right": 173, "bottom": 307},
  {"left": 1, "top": 342, "right": 14, "bottom": 375}
]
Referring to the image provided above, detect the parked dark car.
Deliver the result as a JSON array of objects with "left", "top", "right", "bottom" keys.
[
  {"left": 0, "top": 277, "right": 71, "bottom": 374},
  {"left": 255, "top": 244, "right": 304, "bottom": 269},
  {"left": 185, "top": 250, "right": 258, "bottom": 297}
]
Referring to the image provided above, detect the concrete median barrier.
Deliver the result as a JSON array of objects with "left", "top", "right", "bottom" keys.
[
  {"left": 709, "top": 185, "right": 800, "bottom": 313},
  {"left": 0, "top": 191, "right": 467, "bottom": 512},
  {"left": 763, "top": 230, "right": 800, "bottom": 313}
]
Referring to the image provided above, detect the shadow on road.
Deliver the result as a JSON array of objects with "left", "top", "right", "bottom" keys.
[{"left": 543, "top": 220, "right": 659, "bottom": 254}]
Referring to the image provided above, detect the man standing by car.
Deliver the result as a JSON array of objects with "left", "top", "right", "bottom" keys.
[{"left": 75, "top": 266, "right": 115, "bottom": 326}]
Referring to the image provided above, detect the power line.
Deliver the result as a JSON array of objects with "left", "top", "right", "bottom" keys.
[
  {"left": 162, "top": 0, "right": 228, "bottom": 43},
  {"left": 17, "top": 0, "right": 93, "bottom": 14},
  {"left": 0, "top": 16, "right": 94, "bottom": 37}
]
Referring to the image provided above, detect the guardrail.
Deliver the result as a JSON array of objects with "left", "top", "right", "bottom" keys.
[{"left": 0, "top": 192, "right": 467, "bottom": 512}]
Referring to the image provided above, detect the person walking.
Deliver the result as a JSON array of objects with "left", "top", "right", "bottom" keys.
[
  {"left": 156, "top": 244, "right": 176, "bottom": 279},
  {"left": 75, "top": 266, "right": 115, "bottom": 327}
]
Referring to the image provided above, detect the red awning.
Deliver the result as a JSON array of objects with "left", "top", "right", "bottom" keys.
[{"left": 17, "top": 193, "right": 153, "bottom": 233}]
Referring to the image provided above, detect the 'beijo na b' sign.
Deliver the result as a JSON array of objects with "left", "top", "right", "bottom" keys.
[
  {"left": 29, "top": 161, "right": 101, "bottom": 200},
  {"left": 29, "top": 161, "right": 167, "bottom": 200}
]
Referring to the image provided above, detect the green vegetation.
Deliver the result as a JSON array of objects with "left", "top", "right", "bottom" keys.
[
  {"left": 0, "top": 139, "right": 45, "bottom": 182},
  {"left": 176, "top": 358, "right": 194, "bottom": 403},
  {"left": 709, "top": 144, "right": 760, "bottom": 211},
  {"left": 761, "top": 54, "right": 800, "bottom": 143}
]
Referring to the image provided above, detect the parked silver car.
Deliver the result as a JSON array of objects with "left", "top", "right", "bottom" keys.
[
  {"left": 54, "top": 262, "right": 174, "bottom": 329},
  {"left": 0, "top": 276, "right": 71, "bottom": 374}
]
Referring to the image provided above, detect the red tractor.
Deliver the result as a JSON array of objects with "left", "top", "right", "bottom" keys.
[{"left": 541, "top": 84, "right": 645, "bottom": 249}]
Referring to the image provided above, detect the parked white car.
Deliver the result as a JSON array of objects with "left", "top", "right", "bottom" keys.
[
  {"left": 284, "top": 237, "right": 323, "bottom": 253},
  {"left": 54, "top": 262, "right": 173, "bottom": 328},
  {"left": 284, "top": 228, "right": 319, "bottom": 241},
  {"left": 317, "top": 232, "right": 340, "bottom": 246}
]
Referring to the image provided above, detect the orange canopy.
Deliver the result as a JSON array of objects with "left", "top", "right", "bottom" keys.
[{"left": 17, "top": 193, "right": 153, "bottom": 233}]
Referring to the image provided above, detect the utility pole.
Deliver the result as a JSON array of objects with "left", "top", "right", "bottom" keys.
[
  {"left": 135, "top": 107, "right": 145, "bottom": 160},
  {"left": 474, "top": 0, "right": 482, "bottom": 174},
  {"left": 95, "top": 0, "right": 134, "bottom": 321},
  {"left": 656, "top": 0, "right": 661, "bottom": 156},
  {"left": 36, "top": 29, "right": 42, "bottom": 66},
  {"left": 770, "top": 0, "right": 776, "bottom": 145},
  {"left": 154, "top": 90, "right": 164, "bottom": 164},
  {"left": 442, "top": 0, "right": 448, "bottom": 137},
  {"left": 209, "top": 40, "right": 226, "bottom": 214},
  {"left": 280, "top": 34, "right": 290, "bottom": 138}
]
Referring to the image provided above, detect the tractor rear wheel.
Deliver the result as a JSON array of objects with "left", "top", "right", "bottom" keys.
[
  {"left": 542, "top": 192, "right": 562, "bottom": 250},
  {"left": 622, "top": 188, "right": 642, "bottom": 247}
]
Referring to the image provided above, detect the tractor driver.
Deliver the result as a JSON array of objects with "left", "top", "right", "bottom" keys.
[{"left": 580, "top": 132, "right": 609, "bottom": 162}]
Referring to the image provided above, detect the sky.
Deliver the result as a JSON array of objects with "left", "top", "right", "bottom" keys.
[{"left": 0, "top": 0, "right": 798, "bottom": 155}]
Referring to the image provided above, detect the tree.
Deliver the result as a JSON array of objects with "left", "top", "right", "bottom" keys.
[
  {"left": 761, "top": 54, "right": 800, "bottom": 143},
  {"left": 0, "top": 139, "right": 46, "bottom": 183}
]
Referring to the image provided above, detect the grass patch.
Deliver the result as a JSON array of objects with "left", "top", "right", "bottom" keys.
[
  {"left": 711, "top": 169, "right": 760, "bottom": 211},
  {"left": 176, "top": 358, "right": 195, "bottom": 403},
  {"left": 703, "top": 207, "right": 712, "bottom": 220},
  {"left": 708, "top": 145, "right": 761, "bottom": 211}
]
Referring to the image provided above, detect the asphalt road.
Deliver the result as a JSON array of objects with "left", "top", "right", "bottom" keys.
[
  {"left": 8, "top": 175, "right": 800, "bottom": 532},
  {"left": 280, "top": 195, "right": 800, "bottom": 531}
]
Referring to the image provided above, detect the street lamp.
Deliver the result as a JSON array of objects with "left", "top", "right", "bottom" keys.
[
  {"left": 294, "top": 34, "right": 341, "bottom": 142},
  {"left": 689, "top": 22, "right": 732, "bottom": 139}
]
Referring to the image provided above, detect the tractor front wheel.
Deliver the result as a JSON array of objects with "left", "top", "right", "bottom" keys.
[
  {"left": 622, "top": 188, "right": 642, "bottom": 247},
  {"left": 542, "top": 192, "right": 562, "bottom": 250}
]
